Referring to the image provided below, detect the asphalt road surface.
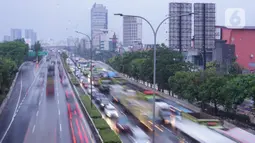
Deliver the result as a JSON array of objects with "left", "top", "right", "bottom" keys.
[
  {"left": 0, "top": 56, "right": 94, "bottom": 143},
  {"left": 92, "top": 61, "right": 185, "bottom": 143},
  {"left": 0, "top": 62, "right": 37, "bottom": 143}
]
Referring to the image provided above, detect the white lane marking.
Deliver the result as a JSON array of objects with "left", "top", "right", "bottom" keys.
[
  {"left": 39, "top": 100, "right": 41, "bottom": 106},
  {"left": 57, "top": 93, "right": 59, "bottom": 97},
  {"left": 0, "top": 61, "right": 46, "bottom": 142},
  {"left": 58, "top": 109, "right": 60, "bottom": 115},
  {"left": 57, "top": 100, "right": 59, "bottom": 104},
  {"left": 32, "top": 125, "right": 36, "bottom": 133},
  {"left": 13, "top": 73, "right": 23, "bottom": 118},
  {"left": 59, "top": 124, "right": 62, "bottom": 132},
  {"left": 36, "top": 111, "right": 39, "bottom": 116}
]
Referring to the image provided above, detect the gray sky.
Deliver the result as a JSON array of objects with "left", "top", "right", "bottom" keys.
[{"left": 1, "top": 0, "right": 254, "bottom": 44}]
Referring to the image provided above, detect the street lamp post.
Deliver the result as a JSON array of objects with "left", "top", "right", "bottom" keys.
[
  {"left": 75, "top": 31, "right": 106, "bottom": 108},
  {"left": 114, "top": 13, "right": 192, "bottom": 143}
]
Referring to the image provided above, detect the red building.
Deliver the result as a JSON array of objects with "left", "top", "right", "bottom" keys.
[{"left": 217, "top": 26, "right": 255, "bottom": 71}]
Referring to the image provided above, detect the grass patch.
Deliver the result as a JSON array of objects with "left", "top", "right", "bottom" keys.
[
  {"left": 93, "top": 118, "right": 110, "bottom": 130},
  {"left": 99, "top": 129, "right": 122, "bottom": 143},
  {"left": 70, "top": 74, "right": 79, "bottom": 86},
  {"left": 81, "top": 96, "right": 101, "bottom": 118}
]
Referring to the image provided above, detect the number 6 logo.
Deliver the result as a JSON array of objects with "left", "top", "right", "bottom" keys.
[{"left": 225, "top": 8, "right": 245, "bottom": 28}]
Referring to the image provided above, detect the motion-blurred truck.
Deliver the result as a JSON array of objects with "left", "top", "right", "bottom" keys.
[
  {"left": 46, "top": 63, "right": 55, "bottom": 96},
  {"left": 98, "top": 78, "right": 112, "bottom": 93}
]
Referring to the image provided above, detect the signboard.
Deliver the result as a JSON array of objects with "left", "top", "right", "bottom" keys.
[
  {"left": 38, "top": 51, "right": 48, "bottom": 56},
  {"left": 215, "top": 27, "right": 222, "bottom": 40},
  {"left": 194, "top": 3, "right": 216, "bottom": 49},
  {"left": 248, "top": 62, "right": 255, "bottom": 67},
  {"left": 28, "top": 51, "right": 36, "bottom": 57},
  {"left": 169, "top": 3, "right": 192, "bottom": 50}
]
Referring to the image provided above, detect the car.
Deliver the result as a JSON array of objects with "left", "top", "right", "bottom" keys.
[
  {"left": 65, "top": 91, "right": 81, "bottom": 119},
  {"left": 87, "top": 88, "right": 97, "bottom": 95},
  {"left": 67, "top": 102, "right": 81, "bottom": 119},
  {"left": 104, "top": 104, "right": 118, "bottom": 118},
  {"left": 129, "top": 127, "right": 151, "bottom": 143},
  {"left": 62, "top": 79, "right": 68, "bottom": 87},
  {"left": 99, "top": 98, "right": 110, "bottom": 109},
  {"left": 116, "top": 116, "right": 132, "bottom": 133},
  {"left": 95, "top": 94, "right": 106, "bottom": 104},
  {"left": 91, "top": 91, "right": 104, "bottom": 99}
]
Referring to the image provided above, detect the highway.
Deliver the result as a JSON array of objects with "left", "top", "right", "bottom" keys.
[
  {"left": 92, "top": 61, "right": 197, "bottom": 143},
  {"left": 0, "top": 54, "right": 95, "bottom": 143},
  {"left": 70, "top": 59, "right": 181, "bottom": 143}
]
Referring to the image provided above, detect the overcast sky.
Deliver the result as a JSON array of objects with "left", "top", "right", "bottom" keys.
[{"left": 1, "top": 0, "right": 254, "bottom": 44}]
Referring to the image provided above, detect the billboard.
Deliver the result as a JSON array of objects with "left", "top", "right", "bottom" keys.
[
  {"left": 169, "top": 3, "right": 192, "bottom": 50},
  {"left": 194, "top": 3, "right": 216, "bottom": 49}
]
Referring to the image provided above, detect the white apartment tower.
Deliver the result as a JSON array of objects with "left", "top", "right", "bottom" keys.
[
  {"left": 25, "top": 29, "right": 37, "bottom": 45},
  {"left": 123, "top": 17, "right": 142, "bottom": 47},
  {"left": 91, "top": 3, "right": 108, "bottom": 49}
]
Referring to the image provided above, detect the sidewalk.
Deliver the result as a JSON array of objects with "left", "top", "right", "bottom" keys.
[{"left": 119, "top": 74, "right": 201, "bottom": 113}]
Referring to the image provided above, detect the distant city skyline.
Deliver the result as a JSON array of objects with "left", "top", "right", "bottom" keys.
[
  {"left": 1, "top": 0, "right": 255, "bottom": 44},
  {"left": 2, "top": 28, "right": 37, "bottom": 45}
]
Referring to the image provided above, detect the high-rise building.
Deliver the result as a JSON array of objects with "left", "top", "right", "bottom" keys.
[
  {"left": 3, "top": 35, "right": 11, "bottom": 42},
  {"left": 11, "top": 29, "right": 22, "bottom": 41},
  {"left": 194, "top": 3, "right": 216, "bottom": 50},
  {"left": 25, "top": 29, "right": 37, "bottom": 45},
  {"left": 168, "top": 2, "right": 192, "bottom": 51},
  {"left": 91, "top": 3, "right": 108, "bottom": 48},
  {"left": 123, "top": 17, "right": 142, "bottom": 47}
]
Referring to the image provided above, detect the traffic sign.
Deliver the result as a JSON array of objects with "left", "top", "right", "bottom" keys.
[
  {"left": 28, "top": 51, "right": 36, "bottom": 57},
  {"left": 38, "top": 51, "right": 48, "bottom": 56}
]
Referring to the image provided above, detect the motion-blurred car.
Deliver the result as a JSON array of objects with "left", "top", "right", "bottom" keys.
[
  {"left": 129, "top": 127, "right": 151, "bottom": 143},
  {"left": 62, "top": 79, "right": 68, "bottom": 87},
  {"left": 99, "top": 98, "right": 110, "bottom": 109},
  {"left": 65, "top": 91, "right": 81, "bottom": 119},
  {"left": 104, "top": 104, "right": 118, "bottom": 118},
  {"left": 95, "top": 94, "right": 106, "bottom": 103},
  {"left": 91, "top": 91, "right": 104, "bottom": 99},
  {"left": 116, "top": 116, "right": 132, "bottom": 133},
  {"left": 87, "top": 85, "right": 97, "bottom": 94}
]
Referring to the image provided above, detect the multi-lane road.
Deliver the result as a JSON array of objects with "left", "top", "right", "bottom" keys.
[
  {"left": 72, "top": 61, "right": 180, "bottom": 143},
  {"left": 0, "top": 55, "right": 94, "bottom": 143}
]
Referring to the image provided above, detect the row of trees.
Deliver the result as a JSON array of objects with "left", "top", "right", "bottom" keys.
[
  {"left": 107, "top": 44, "right": 195, "bottom": 91},
  {"left": 107, "top": 44, "right": 255, "bottom": 121},
  {"left": 0, "top": 39, "right": 29, "bottom": 104}
]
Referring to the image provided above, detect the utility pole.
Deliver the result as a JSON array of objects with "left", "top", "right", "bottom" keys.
[
  {"left": 179, "top": 15, "right": 182, "bottom": 53},
  {"left": 203, "top": 3, "right": 207, "bottom": 70}
]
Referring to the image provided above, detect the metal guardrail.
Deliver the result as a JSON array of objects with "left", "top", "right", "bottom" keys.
[{"left": 61, "top": 56, "right": 103, "bottom": 143}]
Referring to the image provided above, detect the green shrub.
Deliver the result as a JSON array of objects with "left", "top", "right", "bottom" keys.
[
  {"left": 99, "top": 129, "right": 122, "bottom": 143},
  {"left": 81, "top": 96, "right": 101, "bottom": 118},
  {"left": 93, "top": 118, "right": 109, "bottom": 130},
  {"left": 89, "top": 109, "right": 101, "bottom": 118}
]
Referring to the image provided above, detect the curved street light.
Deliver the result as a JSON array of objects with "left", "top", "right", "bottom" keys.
[
  {"left": 114, "top": 12, "right": 193, "bottom": 143},
  {"left": 75, "top": 30, "right": 107, "bottom": 108}
]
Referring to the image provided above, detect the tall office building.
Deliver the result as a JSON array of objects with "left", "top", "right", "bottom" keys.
[
  {"left": 168, "top": 2, "right": 192, "bottom": 51},
  {"left": 123, "top": 17, "right": 142, "bottom": 47},
  {"left": 25, "top": 29, "right": 37, "bottom": 45},
  {"left": 91, "top": 3, "right": 108, "bottom": 48},
  {"left": 11, "top": 29, "right": 22, "bottom": 41},
  {"left": 194, "top": 3, "right": 216, "bottom": 50}
]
